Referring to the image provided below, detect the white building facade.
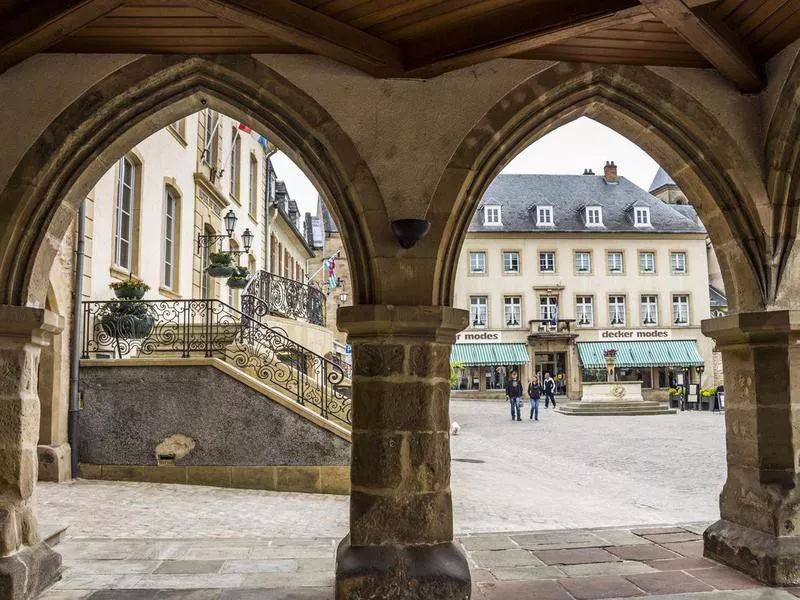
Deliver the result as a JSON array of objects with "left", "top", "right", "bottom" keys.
[{"left": 452, "top": 164, "right": 715, "bottom": 403}]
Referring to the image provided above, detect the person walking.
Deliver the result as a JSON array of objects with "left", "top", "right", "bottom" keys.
[
  {"left": 527, "top": 378, "right": 541, "bottom": 420},
  {"left": 506, "top": 370, "right": 523, "bottom": 421},
  {"left": 543, "top": 372, "right": 556, "bottom": 409}
]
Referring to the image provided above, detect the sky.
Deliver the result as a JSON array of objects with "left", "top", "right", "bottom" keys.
[{"left": 270, "top": 117, "right": 663, "bottom": 217}]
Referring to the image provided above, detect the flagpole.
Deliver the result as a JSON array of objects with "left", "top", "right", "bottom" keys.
[{"left": 308, "top": 249, "right": 341, "bottom": 282}]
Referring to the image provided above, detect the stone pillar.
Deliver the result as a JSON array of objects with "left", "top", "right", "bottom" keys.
[
  {"left": 335, "top": 305, "right": 470, "bottom": 600},
  {"left": 702, "top": 311, "right": 800, "bottom": 585},
  {"left": 0, "top": 305, "right": 62, "bottom": 598}
]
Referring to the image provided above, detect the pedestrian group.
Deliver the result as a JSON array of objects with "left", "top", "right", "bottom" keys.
[{"left": 505, "top": 371, "right": 557, "bottom": 421}]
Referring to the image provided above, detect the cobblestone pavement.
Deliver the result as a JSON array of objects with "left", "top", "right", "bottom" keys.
[
  {"left": 36, "top": 402, "right": 726, "bottom": 539},
  {"left": 40, "top": 525, "right": 799, "bottom": 600}
]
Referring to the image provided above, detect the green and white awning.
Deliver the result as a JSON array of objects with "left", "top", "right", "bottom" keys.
[
  {"left": 577, "top": 340, "right": 704, "bottom": 369},
  {"left": 451, "top": 343, "right": 529, "bottom": 367}
]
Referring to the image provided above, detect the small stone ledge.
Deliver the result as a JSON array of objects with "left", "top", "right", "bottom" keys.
[
  {"left": 0, "top": 541, "right": 61, "bottom": 600},
  {"left": 704, "top": 518, "right": 800, "bottom": 585},
  {"left": 78, "top": 463, "right": 350, "bottom": 495},
  {"left": 37, "top": 444, "right": 71, "bottom": 482},
  {"left": 335, "top": 535, "right": 471, "bottom": 600}
]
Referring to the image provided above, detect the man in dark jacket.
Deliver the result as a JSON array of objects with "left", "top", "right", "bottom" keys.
[
  {"left": 506, "top": 371, "right": 523, "bottom": 421},
  {"left": 528, "top": 378, "right": 542, "bottom": 420},
  {"left": 543, "top": 372, "right": 556, "bottom": 408}
]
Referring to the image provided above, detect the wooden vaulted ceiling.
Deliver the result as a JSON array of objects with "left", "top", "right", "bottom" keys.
[{"left": 1, "top": 0, "right": 798, "bottom": 91}]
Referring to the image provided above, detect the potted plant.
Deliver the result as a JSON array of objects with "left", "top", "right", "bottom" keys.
[
  {"left": 101, "top": 280, "right": 154, "bottom": 339},
  {"left": 227, "top": 266, "right": 250, "bottom": 289},
  {"left": 207, "top": 252, "right": 235, "bottom": 278},
  {"left": 110, "top": 277, "right": 150, "bottom": 300}
]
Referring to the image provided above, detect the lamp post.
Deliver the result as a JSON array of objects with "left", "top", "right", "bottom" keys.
[
  {"left": 196, "top": 211, "right": 255, "bottom": 287},
  {"left": 196, "top": 209, "right": 240, "bottom": 253}
]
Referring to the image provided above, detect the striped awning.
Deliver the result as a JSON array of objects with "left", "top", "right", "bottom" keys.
[
  {"left": 451, "top": 343, "right": 529, "bottom": 367},
  {"left": 577, "top": 340, "right": 704, "bottom": 369}
]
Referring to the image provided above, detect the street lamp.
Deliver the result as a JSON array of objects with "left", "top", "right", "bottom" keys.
[
  {"left": 241, "top": 228, "right": 254, "bottom": 253},
  {"left": 224, "top": 209, "right": 237, "bottom": 237},
  {"left": 196, "top": 210, "right": 252, "bottom": 255}
]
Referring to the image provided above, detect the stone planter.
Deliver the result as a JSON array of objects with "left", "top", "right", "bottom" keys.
[{"left": 99, "top": 302, "right": 155, "bottom": 339}]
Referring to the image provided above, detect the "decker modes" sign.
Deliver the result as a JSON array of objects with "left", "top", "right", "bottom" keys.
[{"left": 598, "top": 329, "right": 672, "bottom": 340}]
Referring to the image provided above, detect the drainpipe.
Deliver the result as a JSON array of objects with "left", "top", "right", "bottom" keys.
[{"left": 68, "top": 200, "right": 86, "bottom": 479}]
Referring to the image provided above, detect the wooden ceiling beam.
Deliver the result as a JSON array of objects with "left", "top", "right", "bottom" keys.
[
  {"left": 639, "top": 0, "right": 765, "bottom": 92},
  {"left": 0, "top": 0, "right": 126, "bottom": 74},
  {"left": 403, "top": 0, "right": 718, "bottom": 78},
  {"left": 187, "top": 0, "right": 403, "bottom": 77}
]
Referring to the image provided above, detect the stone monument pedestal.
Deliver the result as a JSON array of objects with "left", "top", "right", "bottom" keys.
[{"left": 559, "top": 381, "right": 675, "bottom": 415}]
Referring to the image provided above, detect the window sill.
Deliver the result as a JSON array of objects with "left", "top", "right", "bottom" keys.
[
  {"left": 167, "top": 126, "right": 188, "bottom": 147},
  {"left": 229, "top": 193, "right": 241, "bottom": 206},
  {"left": 159, "top": 287, "right": 181, "bottom": 300}
]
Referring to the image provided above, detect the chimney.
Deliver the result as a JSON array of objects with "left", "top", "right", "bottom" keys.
[
  {"left": 604, "top": 161, "right": 618, "bottom": 184},
  {"left": 582, "top": 168, "right": 595, "bottom": 175}
]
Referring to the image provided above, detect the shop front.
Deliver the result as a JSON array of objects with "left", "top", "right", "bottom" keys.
[
  {"left": 450, "top": 341, "right": 529, "bottom": 392},
  {"left": 575, "top": 339, "right": 705, "bottom": 402}
]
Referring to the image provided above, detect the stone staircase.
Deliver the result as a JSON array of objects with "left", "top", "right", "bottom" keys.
[{"left": 558, "top": 400, "right": 676, "bottom": 416}]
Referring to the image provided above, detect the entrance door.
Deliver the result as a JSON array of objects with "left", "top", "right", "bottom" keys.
[{"left": 535, "top": 352, "right": 568, "bottom": 395}]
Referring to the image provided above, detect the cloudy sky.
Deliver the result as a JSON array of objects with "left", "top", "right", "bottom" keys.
[{"left": 271, "top": 116, "right": 663, "bottom": 217}]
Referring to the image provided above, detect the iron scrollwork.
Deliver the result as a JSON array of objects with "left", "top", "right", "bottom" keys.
[
  {"left": 82, "top": 298, "right": 351, "bottom": 426},
  {"left": 241, "top": 270, "right": 325, "bottom": 326}
]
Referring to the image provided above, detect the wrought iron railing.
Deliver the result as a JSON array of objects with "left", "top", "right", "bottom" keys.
[
  {"left": 529, "top": 319, "right": 576, "bottom": 334},
  {"left": 81, "top": 299, "right": 351, "bottom": 426},
  {"left": 242, "top": 270, "right": 325, "bottom": 326}
]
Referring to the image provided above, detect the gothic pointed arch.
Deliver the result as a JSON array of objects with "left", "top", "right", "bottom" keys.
[
  {"left": 431, "top": 62, "right": 770, "bottom": 313},
  {"left": 0, "top": 55, "right": 384, "bottom": 308}
]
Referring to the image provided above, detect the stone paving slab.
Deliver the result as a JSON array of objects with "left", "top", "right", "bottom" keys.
[{"left": 41, "top": 524, "right": 791, "bottom": 600}]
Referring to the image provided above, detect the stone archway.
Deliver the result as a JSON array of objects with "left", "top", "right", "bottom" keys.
[
  {"left": 0, "top": 55, "right": 386, "bottom": 310},
  {"left": 430, "top": 62, "right": 770, "bottom": 313}
]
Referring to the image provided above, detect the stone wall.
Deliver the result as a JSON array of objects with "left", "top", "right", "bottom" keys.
[{"left": 78, "top": 364, "right": 351, "bottom": 469}]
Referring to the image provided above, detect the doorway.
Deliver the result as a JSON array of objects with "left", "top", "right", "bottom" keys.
[{"left": 535, "top": 352, "right": 568, "bottom": 395}]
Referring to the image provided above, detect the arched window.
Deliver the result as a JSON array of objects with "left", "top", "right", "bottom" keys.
[
  {"left": 113, "top": 155, "right": 140, "bottom": 272},
  {"left": 249, "top": 154, "right": 258, "bottom": 220},
  {"left": 201, "top": 224, "right": 215, "bottom": 299},
  {"left": 230, "top": 127, "right": 241, "bottom": 198},
  {"left": 162, "top": 186, "right": 180, "bottom": 291}
]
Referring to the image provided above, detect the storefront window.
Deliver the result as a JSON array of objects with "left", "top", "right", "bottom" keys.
[{"left": 617, "top": 368, "right": 652, "bottom": 388}]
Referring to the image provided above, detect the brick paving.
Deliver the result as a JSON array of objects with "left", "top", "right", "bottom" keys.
[{"left": 36, "top": 525, "right": 800, "bottom": 599}]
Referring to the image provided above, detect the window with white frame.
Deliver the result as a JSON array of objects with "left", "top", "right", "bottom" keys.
[
  {"left": 503, "top": 251, "right": 520, "bottom": 273},
  {"left": 634, "top": 206, "right": 651, "bottom": 227},
  {"left": 203, "top": 110, "right": 217, "bottom": 165},
  {"left": 539, "top": 295, "right": 558, "bottom": 322},
  {"left": 639, "top": 251, "right": 656, "bottom": 274},
  {"left": 484, "top": 205, "right": 501, "bottom": 225},
  {"left": 230, "top": 128, "right": 240, "bottom": 197},
  {"left": 607, "top": 251, "right": 623, "bottom": 274},
  {"left": 469, "top": 251, "right": 486, "bottom": 274},
  {"left": 470, "top": 296, "right": 488, "bottom": 327},
  {"left": 673, "top": 295, "right": 690, "bottom": 325},
  {"left": 641, "top": 295, "right": 658, "bottom": 326},
  {"left": 539, "top": 251, "right": 556, "bottom": 273},
  {"left": 162, "top": 187, "right": 178, "bottom": 289},
  {"left": 114, "top": 156, "right": 136, "bottom": 271},
  {"left": 504, "top": 296, "right": 521, "bottom": 327},
  {"left": 536, "top": 205, "right": 554, "bottom": 226},
  {"left": 576, "top": 296, "right": 593, "bottom": 327},
  {"left": 575, "top": 251, "right": 591, "bottom": 273},
  {"left": 586, "top": 206, "right": 603, "bottom": 226},
  {"left": 671, "top": 251, "right": 687, "bottom": 274},
  {"left": 609, "top": 295, "right": 626, "bottom": 326},
  {"left": 249, "top": 155, "right": 258, "bottom": 218}
]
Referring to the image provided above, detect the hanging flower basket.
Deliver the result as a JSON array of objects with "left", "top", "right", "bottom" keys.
[
  {"left": 99, "top": 301, "right": 155, "bottom": 339},
  {"left": 110, "top": 278, "right": 150, "bottom": 300},
  {"left": 207, "top": 252, "right": 235, "bottom": 278},
  {"left": 227, "top": 266, "right": 250, "bottom": 289}
]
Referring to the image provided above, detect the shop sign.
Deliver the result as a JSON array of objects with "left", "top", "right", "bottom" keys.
[
  {"left": 598, "top": 329, "right": 672, "bottom": 340},
  {"left": 455, "top": 331, "right": 503, "bottom": 343}
]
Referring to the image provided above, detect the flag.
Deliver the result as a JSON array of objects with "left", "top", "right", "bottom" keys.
[
  {"left": 325, "top": 257, "right": 337, "bottom": 289},
  {"left": 254, "top": 134, "right": 269, "bottom": 153},
  {"left": 238, "top": 123, "right": 253, "bottom": 133}
]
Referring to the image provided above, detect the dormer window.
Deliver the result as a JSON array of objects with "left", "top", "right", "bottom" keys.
[
  {"left": 484, "top": 205, "right": 502, "bottom": 226},
  {"left": 536, "top": 205, "right": 554, "bottom": 226},
  {"left": 634, "top": 206, "right": 651, "bottom": 227},
  {"left": 586, "top": 206, "right": 603, "bottom": 226}
]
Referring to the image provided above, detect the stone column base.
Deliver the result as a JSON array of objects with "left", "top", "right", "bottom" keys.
[
  {"left": 37, "top": 444, "right": 71, "bottom": 482},
  {"left": 0, "top": 541, "right": 61, "bottom": 599},
  {"left": 335, "top": 535, "right": 471, "bottom": 599},
  {"left": 704, "top": 519, "right": 800, "bottom": 585}
]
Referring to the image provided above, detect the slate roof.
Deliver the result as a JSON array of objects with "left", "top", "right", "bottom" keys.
[
  {"left": 649, "top": 167, "right": 677, "bottom": 193},
  {"left": 469, "top": 174, "right": 706, "bottom": 235},
  {"left": 709, "top": 285, "right": 728, "bottom": 307}
]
